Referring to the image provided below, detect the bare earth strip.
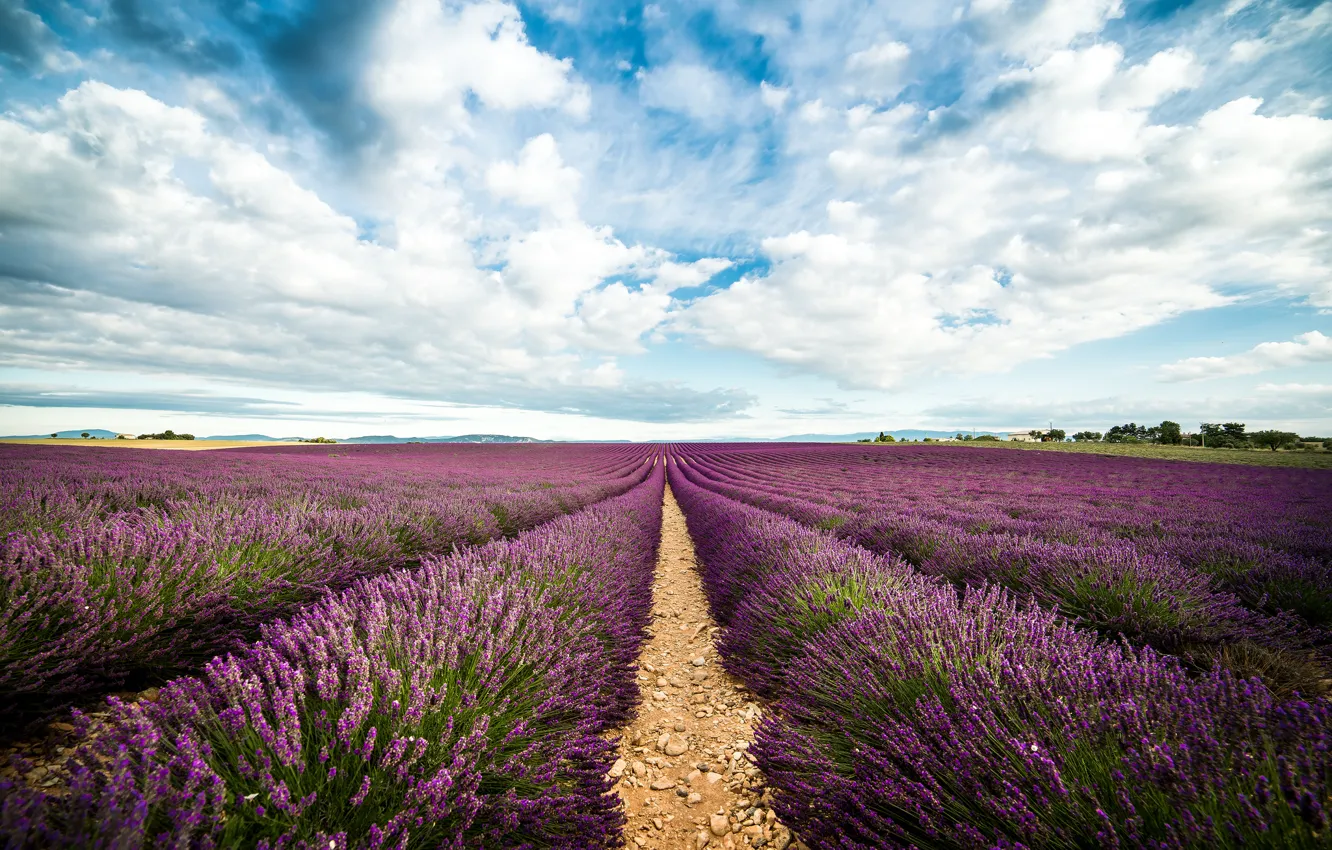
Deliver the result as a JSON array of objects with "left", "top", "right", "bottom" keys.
[{"left": 609, "top": 484, "right": 802, "bottom": 850}]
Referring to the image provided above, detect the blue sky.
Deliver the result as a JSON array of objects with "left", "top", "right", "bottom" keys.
[{"left": 1, "top": 0, "right": 1329, "bottom": 439}]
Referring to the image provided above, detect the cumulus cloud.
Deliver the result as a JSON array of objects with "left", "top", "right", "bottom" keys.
[
  {"left": 0, "top": 1, "right": 742, "bottom": 424},
  {"left": 969, "top": 0, "right": 1125, "bottom": 62},
  {"left": 1159, "top": 331, "right": 1332, "bottom": 382},
  {"left": 678, "top": 27, "right": 1332, "bottom": 391}
]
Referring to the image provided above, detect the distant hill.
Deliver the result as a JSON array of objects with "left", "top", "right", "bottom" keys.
[
  {"left": 197, "top": 434, "right": 550, "bottom": 444},
  {"left": 341, "top": 434, "right": 548, "bottom": 444},
  {"left": 2, "top": 428, "right": 121, "bottom": 439},
  {"left": 714, "top": 430, "right": 1006, "bottom": 442}
]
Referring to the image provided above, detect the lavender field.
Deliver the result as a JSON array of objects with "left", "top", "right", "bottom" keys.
[
  {"left": 667, "top": 445, "right": 1332, "bottom": 848},
  {"left": 2, "top": 442, "right": 1329, "bottom": 848}
]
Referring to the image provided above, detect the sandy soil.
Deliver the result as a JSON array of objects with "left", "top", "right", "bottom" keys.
[
  {"left": 0, "top": 439, "right": 312, "bottom": 450},
  {"left": 607, "top": 484, "right": 802, "bottom": 850}
]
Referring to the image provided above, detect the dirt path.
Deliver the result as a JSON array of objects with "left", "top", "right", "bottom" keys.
[{"left": 608, "top": 483, "right": 800, "bottom": 850}]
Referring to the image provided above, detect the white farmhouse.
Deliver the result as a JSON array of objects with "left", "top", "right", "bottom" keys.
[{"left": 1007, "top": 431, "right": 1042, "bottom": 442}]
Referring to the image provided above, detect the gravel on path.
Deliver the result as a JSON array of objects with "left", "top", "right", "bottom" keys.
[{"left": 608, "top": 484, "right": 804, "bottom": 850}]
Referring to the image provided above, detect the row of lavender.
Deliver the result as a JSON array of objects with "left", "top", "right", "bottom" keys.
[
  {"left": 675, "top": 445, "right": 1332, "bottom": 692},
  {"left": 1, "top": 460, "right": 666, "bottom": 848},
  {"left": 0, "top": 444, "right": 654, "bottom": 720},
  {"left": 667, "top": 458, "right": 1332, "bottom": 848}
]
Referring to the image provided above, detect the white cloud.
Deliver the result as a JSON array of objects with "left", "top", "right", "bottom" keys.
[
  {"left": 486, "top": 133, "right": 582, "bottom": 222},
  {"left": 845, "top": 41, "right": 911, "bottom": 100},
  {"left": 759, "top": 81, "right": 791, "bottom": 111},
  {"left": 992, "top": 44, "right": 1200, "bottom": 162},
  {"left": 1160, "top": 331, "right": 1332, "bottom": 382},
  {"left": 972, "top": 0, "right": 1125, "bottom": 61},
  {"left": 1229, "top": 2, "right": 1331, "bottom": 63},
  {"left": 365, "top": 0, "right": 589, "bottom": 125},
  {"left": 0, "top": 56, "right": 735, "bottom": 421},
  {"left": 638, "top": 62, "right": 756, "bottom": 126},
  {"left": 679, "top": 38, "right": 1331, "bottom": 390}
]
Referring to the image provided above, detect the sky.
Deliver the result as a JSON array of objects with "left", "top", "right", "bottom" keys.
[{"left": 0, "top": 0, "right": 1330, "bottom": 440}]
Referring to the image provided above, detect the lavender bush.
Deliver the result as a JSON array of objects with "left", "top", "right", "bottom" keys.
[
  {"left": 0, "top": 461, "right": 664, "bottom": 849},
  {"left": 675, "top": 446, "right": 1331, "bottom": 690},
  {"left": 1, "top": 444, "right": 652, "bottom": 717},
  {"left": 667, "top": 460, "right": 1332, "bottom": 848}
]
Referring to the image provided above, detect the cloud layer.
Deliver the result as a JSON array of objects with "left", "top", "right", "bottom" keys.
[{"left": 0, "top": 0, "right": 1329, "bottom": 431}]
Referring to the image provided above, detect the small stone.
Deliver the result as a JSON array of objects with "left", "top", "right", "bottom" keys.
[
  {"left": 687, "top": 792, "right": 703, "bottom": 806},
  {"left": 694, "top": 831, "right": 711, "bottom": 850},
  {"left": 657, "top": 733, "right": 671, "bottom": 752},
  {"left": 650, "top": 778, "right": 676, "bottom": 791},
  {"left": 652, "top": 817, "right": 664, "bottom": 830},
  {"left": 634, "top": 837, "right": 647, "bottom": 847},
  {"left": 706, "top": 772, "right": 724, "bottom": 784},
  {"left": 668, "top": 676, "right": 688, "bottom": 687},
  {"left": 138, "top": 687, "right": 161, "bottom": 702},
  {"left": 710, "top": 814, "right": 729, "bottom": 836},
  {"left": 676, "top": 787, "right": 689, "bottom": 797},
  {"left": 643, "top": 662, "right": 656, "bottom": 673},
  {"left": 674, "top": 721, "right": 687, "bottom": 732},
  {"left": 49, "top": 722, "right": 75, "bottom": 733},
  {"left": 657, "top": 677, "right": 669, "bottom": 687},
  {"left": 691, "top": 669, "right": 709, "bottom": 682},
  {"left": 609, "top": 758, "right": 627, "bottom": 778},
  {"left": 691, "top": 657, "right": 707, "bottom": 667},
  {"left": 770, "top": 828, "right": 792, "bottom": 850},
  {"left": 653, "top": 691, "right": 668, "bottom": 701},
  {"left": 665, "top": 736, "right": 688, "bottom": 757},
  {"left": 632, "top": 760, "right": 647, "bottom": 777}
]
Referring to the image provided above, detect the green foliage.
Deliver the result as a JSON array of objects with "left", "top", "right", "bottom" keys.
[
  {"left": 1105, "top": 423, "right": 1149, "bottom": 443},
  {"left": 80, "top": 432, "right": 90, "bottom": 439},
  {"left": 300, "top": 437, "right": 338, "bottom": 444},
  {"left": 1200, "top": 422, "right": 1250, "bottom": 449},
  {"left": 1158, "top": 420, "right": 1182, "bottom": 445},
  {"left": 1072, "top": 431, "right": 1102, "bottom": 442},
  {"left": 137, "top": 430, "right": 195, "bottom": 441},
  {"left": 875, "top": 432, "right": 895, "bottom": 443},
  {"left": 1044, "top": 429, "right": 1066, "bottom": 442},
  {"left": 1250, "top": 430, "right": 1300, "bottom": 451}
]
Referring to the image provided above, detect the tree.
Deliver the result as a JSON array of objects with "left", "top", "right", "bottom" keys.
[
  {"left": 50, "top": 433, "right": 57, "bottom": 439},
  {"left": 80, "top": 432, "right": 90, "bottom": 439},
  {"left": 875, "top": 432, "right": 895, "bottom": 443},
  {"left": 1158, "top": 421, "right": 1182, "bottom": 445},
  {"left": 1072, "top": 431, "right": 1102, "bottom": 442},
  {"left": 1105, "top": 423, "right": 1148, "bottom": 443},
  {"left": 1044, "top": 429, "right": 1066, "bottom": 442},
  {"left": 1251, "top": 430, "right": 1299, "bottom": 451},
  {"left": 1200, "top": 423, "right": 1249, "bottom": 449}
]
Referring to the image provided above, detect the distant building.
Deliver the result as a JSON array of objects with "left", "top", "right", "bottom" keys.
[
  {"left": 1008, "top": 431, "right": 1041, "bottom": 442},
  {"left": 116, "top": 433, "right": 137, "bottom": 440}
]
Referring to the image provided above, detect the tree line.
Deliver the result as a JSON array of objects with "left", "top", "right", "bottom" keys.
[{"left": 1068, "top": 422, "right": 1329, "bottom": 451}]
